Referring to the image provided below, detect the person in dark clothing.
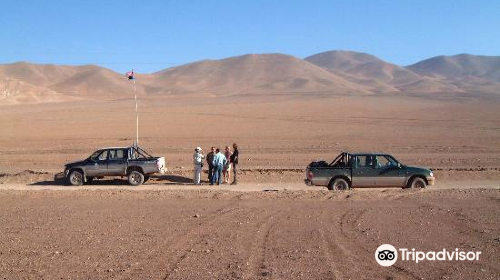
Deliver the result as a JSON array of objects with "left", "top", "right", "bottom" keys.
[
  {"left": 230, "top": 143, "right": 239, "bottom": 185},
  {"left": 206, "top": 147, "right": 215, "bottom": 183}
]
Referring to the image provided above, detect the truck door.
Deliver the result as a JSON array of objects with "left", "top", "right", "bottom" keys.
[
  {"left": 351, "top": 155, "right": 377, "bottom": 187},
  {"left": 86, "top": 150, "right": 109, "bottom": 177},
  {"left": 107, "top": 149, "right": 127, "bottom": 175},
  {"left": 373, "top": 155, "right": 405, "bottom": 187}
]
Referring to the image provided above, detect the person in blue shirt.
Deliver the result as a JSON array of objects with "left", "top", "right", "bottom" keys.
[{"left": 211, "top": 148, "right": 227, "bottom": 185}]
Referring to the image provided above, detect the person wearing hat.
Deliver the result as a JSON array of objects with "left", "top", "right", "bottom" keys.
[{"left": 193, "top": 147, "right": 205, "bottom": 185}]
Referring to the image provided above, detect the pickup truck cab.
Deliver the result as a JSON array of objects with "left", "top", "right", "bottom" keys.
[
  {"left": 59, "top": 146, "right": 166, "bottom": 186},
  {"left": 305, "top": 152, "right": 435, "bottom": 190}
]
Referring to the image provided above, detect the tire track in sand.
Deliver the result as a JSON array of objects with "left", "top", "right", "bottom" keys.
[
  {"left": 338, "top": 209, "right": 420, "bottom": 280},
  {"left": 316, "top": 227, "right": 343, "bottom": 280},
  {"left": 241, "top": 209, "right": 284, "bottom": 280},
  {"left": 113, "top": 203, "right": 242, "bottom": 280},
  {"left": 160, "top": 204, "right": 245, "bottom": 280}
]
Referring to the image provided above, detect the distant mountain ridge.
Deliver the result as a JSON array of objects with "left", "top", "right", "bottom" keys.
[
  {"left": 1, "top": 51, "right": 499, "bottom": 105},
  {"left": 151, "top": 53, "right": 370, "bottom": 95},
  {"left": 304, "top": 50, "right": 458, "bottom": 93},
  {"left": 407, "top": 54, "right": 500, "bottom": 81}
]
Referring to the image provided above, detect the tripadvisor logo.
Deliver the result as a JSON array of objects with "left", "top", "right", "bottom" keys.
[
  {"left": 375, "top": 244, "right": 481, "bottom": 267},
  {"left": 375, "top": 244, "right": 398, "bottom": 266}
]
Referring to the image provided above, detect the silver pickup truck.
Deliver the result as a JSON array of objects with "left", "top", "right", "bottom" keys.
[{"left": 57, "top": 146, "right": 166, "bottom": 186}]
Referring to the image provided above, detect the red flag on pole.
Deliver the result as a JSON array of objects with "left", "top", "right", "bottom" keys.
[{"left": 126, "top": 69, "right": 134, "bottom": 80}]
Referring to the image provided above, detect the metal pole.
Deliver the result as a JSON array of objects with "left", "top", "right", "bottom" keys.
[{"left": 134, "top": 79, "right": 138, "bottom": 146}]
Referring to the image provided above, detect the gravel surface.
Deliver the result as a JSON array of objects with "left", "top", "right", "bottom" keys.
[{"left": 0, "top": 188, "right": 498, "bottom": 279}]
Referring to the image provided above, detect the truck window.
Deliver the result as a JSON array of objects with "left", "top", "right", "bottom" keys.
[
  {"left": 354, "top": 156, "right": 370, "bottom": 168},
  {"left": 97, "top": 150, "right": 108, "bottom": 161},
  {"left": 373, "top": 155, "right": 399, "bottom": 168},
  {"left": 90, "top": 150, "right": 108, "bottom": 161},
  {"left": 109, "top": 149, "right": 126, "bottom": 160},
  {"left": 116, "top": 149, "right": 126, "bottom": 159}
]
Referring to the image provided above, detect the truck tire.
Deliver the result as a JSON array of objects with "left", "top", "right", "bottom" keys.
[
  {"left": 408, "top": 177, "right": 426, "bottom": 189},
  {"left": 68, "top": 170, "right": 84, "bottom": 186},
  {"left": 128, "top": 170, "right": 144, "bottom": 186},
  {"left": 328, "top": 178, "right": 350, "bottom": 191}
]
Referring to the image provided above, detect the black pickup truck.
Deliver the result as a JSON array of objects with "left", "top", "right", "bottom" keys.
[
  {"left": 56, "top": 146, "right": 166, "bottom": 186},
  {"left": 305, "top": 152, "right": 435, "bottom": 190}
]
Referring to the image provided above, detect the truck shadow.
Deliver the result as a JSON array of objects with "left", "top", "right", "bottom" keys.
[
  {"left": 30, "top": 175, "right": 195, "bottom": 186},
  {"left": 150, "top": 174, "right": 193, "bottom": 185},
  {"left": 30, "top": 178, "right": 132, "bottom": 186}
]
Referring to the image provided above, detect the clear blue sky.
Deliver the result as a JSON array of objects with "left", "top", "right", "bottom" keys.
[{"left": 1, "top": 0, "right": 499, "bottom": 73}]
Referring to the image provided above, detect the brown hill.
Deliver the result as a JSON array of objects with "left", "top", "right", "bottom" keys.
[
  {"left": 407, "top": 54, "right": 500, "bottom": 81},
  {"left": 1, "top": 52, "right": 499, "bottom": 105},
  {"left": 151, "top": 53, "right": 370, "bottom": 95},
  {"left": 0, "top": 62, "right": 78, "bottom": 87},
  {"left": 407, "top": 54, "right": 500, "bottom": 94},
  {"left": 0, "top": 62, "right": 141, "bottom": 97},
  {"left": 305, "top": 50, "right": 458, "bottom": 93},
  {"left": 0, "top": 78, "right": 78, "bottom": 106},
  {"left": 50, "top": 65, "right": 140, "bottom": 96}
]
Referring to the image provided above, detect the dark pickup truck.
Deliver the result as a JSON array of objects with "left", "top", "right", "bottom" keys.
[
  {"left": 305, "top": 152, "right": 435, "bottom": 190},
  {"left": 57, "top": 146, "right": 166, "bottom": 186}
]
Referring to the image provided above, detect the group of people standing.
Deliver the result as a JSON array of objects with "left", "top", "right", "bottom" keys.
[{"left": 193, "top": 143, "right": 239, "bottom": 185}]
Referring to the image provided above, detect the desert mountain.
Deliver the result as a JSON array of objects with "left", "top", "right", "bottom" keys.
[
  {"left": 407, "top": 54, "right": 500, "bottom": 81},
  {"left": 407, "top": 54, "right": 500, "bottom": 94},
  {"left": 151, "top": 53, "right": 370, "bottom": 95},
  {"left": 0, "top": 62, "right": 80, "bottom": 87},
  {"left": 0, "top": 78, "right": 78, "bottom": 105},
  {"left": 0, "top": 62, "right": 142, "bottom": 97},
  {"left": 305, "top": 51, "right": 458, "bottom": 93},
  {"left": 50, "top": 65, "right": 140, "bottom": 96},
  {"left": 1, "top": 52, "right": 499, "bottom": 105}
]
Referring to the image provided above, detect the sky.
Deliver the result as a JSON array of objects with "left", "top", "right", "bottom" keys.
[{"left": 1, "top": 0, "right": 499, "bottom": 73}]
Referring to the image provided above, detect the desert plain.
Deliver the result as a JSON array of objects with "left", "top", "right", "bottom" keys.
[{"left": 0, "top": 52, "right": 499, "bottom": 279}]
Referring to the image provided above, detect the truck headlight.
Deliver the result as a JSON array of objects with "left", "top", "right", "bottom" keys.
[{"left": 429, "top": 172, "right": 434, "bottom": 177}]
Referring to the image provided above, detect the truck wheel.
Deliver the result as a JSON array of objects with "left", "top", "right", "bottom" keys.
[
  {"left": 408, "top": 177, "right": 426, "bottom": 189},
  {"left": 328, "top": 178, "right": 350, "bottom": 191},
  {"left": 68, "top": 170, "right": 84, "bottom": 186},
  {"left": 128, "top": 171, "right": 144, "bottom": 186}
]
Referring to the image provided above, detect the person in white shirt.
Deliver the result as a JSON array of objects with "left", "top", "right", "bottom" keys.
[{"left": 193, "top": 147, "right": 205, "bottom": 185}]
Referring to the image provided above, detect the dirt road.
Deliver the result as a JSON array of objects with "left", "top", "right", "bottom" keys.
[{"left": 0, "top": 188, "right": 498, "bottom": 280}]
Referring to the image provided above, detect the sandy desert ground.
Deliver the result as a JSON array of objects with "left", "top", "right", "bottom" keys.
[
  {"left": 1, "top": 94, "right": 500, "bottom": 174},
  {"left": 1, "top": 93, "right": 500, "bottom": 279},
  {"left": 0, "top": 188, "right": 499, "bottom": 280}
]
